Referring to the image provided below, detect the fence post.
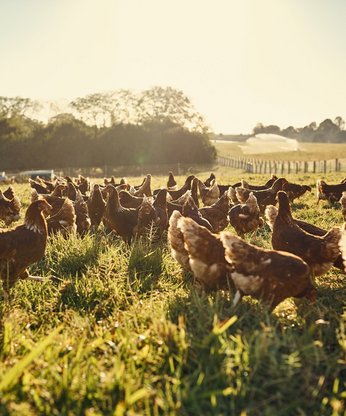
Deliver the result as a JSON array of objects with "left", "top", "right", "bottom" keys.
[
  {"left": 335, "top": 158, "right": 339, "bottom": 172},
  {"left": 323, "top": 160, "right": 327, "bottom": 174}
]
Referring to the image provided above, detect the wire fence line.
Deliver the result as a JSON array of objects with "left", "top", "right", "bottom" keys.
[{"left": 217, "top": 156, "right": 345, "bottom": 174}]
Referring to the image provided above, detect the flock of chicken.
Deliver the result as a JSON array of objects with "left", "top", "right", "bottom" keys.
[{"left": 1, "top": 172, "right": 346, "bottom": 310}]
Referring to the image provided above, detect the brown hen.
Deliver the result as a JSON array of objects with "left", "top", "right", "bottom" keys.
[
  {"left": 167, "top": 200, "right": 183, "bottom": 219},
  {"left": 134, "top": 174, "right": 152, "bottom": 197},
  {"left": 199, "top": 192, "right": 231, "bottom": 232},
  {"left": 3, "top": 186, "right": 15, "bottom": 200},
  {"left": 316, "top": 179, "right": 346, "bottom": 205},
  {"left": 119, "top": 190, "right": 144, "bottom": 208},
  {"left": 171, "top": 190, "right": 192, "bottom": 206},
  {"left": 220, "top": 232, "right": 316, "bottom": 310},
  {"left": 271, "top": 191, "right": 342, "bottom": 276},
  {"left": 0, "top": 199, "right": 52, "bottom": 291},
  {"left": 204, "top": 173, "right": 216, "bottom": 187},
  {"left": 136, "top": 196, "right": 159, "bottom": 238},
  {"left": 0, "top": 190, "right": 21, "bottom": 225},
  {"left": 265, "top": 204, "right": 345, "bottom": 273},
  {"left": 228, "top": 192, "right": 263, "bottom": 237},
  {"left": 227, "top": 186, "right": 239, "bottom": 205},
  {"left": 29, "top": 178, "right": 50, "bottom": 194},
  {"left": 204, "top": 174, "right": 241, "bottom": 195},
  {"left": 240, "top": 175, "right": 278, "bottom": 191},
  {"left": 74, "top": 191, "right": 91, "bottom": 236},
  {"left": 76, "top": 175, "right": 90, "bottom": 195},
  {"left": 65, "top": 181, "right": 78, "bottom": 201},
  {"left": 103, "top": 186, "right": 138, "bottom": 243},
  {"left": 191, "top": 177, "right": 199, "bottom": 208},
  {"left": 198, "top": 179, "right": 220, "bottom": 206},
  {"left": 167, "top": 171, "right": 177, "bottom": 189},
  {"left": 168, "top": 210, "right": 190, "bottom": 270},
  {"left": 182, "top": 197, "right": 213, "bottom": 231},
  {"left": 236, "top": 177, "right": 287, "bottom": 213},
  {"left": 177, "top": 216, "right": 234, "bottom": 292},
  {"left": 31, "top": 189, "right": 65, "bottom": 216},
  {"left": 153, "top": 189, "right": 168, "bottom": 236},
  {"left": 47, "top": 198, "right": 77, "bottom": 237},
  {"left": 166, "top": 175, "right": 195, "bottom": 200},
  {"left": 282, "top": 181, "right": 311, "bottom": 203},
  {"left": 104, "top": 176, "right": 116, "bottom": 186},
  {"left": 87, "top": 184, "right": 106, "bottom": 229}
]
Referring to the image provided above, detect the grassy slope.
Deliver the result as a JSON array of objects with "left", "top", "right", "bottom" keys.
[
  {"left": 0, "top": 169, "right": 346, "bottom": 416},
  {"left": 214, "top": 141, "right": 346, "bottom": 162}
]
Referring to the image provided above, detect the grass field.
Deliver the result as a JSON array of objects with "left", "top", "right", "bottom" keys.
[
  {"left": 214, "top": 141, "right": 346, "bottom": 162},
  {"left": 1, "top": 169, "right": 346, "bottom": 415}
]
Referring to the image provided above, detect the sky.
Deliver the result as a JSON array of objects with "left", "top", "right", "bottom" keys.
[{"left": 0, "top": 0, "right": 345, "bottom": 133}]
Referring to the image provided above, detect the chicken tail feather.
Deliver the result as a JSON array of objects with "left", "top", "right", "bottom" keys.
[{"left": 168, "top": 210, "right": 190, "bottom": 270}]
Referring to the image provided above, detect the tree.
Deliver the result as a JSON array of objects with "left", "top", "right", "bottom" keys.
[
  {"left": 298, "top": 122, "right": 317, "bottom": 142},
  {"left": 315, "top": 118, "right": 339, "bottom": 141},
  {"left": 70, "top": 93, "right": 109, "bottom": 127},
  {"left": 281, "top": 126, "right": 297, "bottom": 138},
  {"left": 70, "top": 87, "right": 210, "bottom": 133},
  {"left": 334, "top": 116, "right": 345, "bottom": 130},
  {"left": 136, "top": 87, "right": 209, "bottom": 133},
  {"left": 70, "top": 90, "right": 140, "bottom": 127},
  {"left": 265, "top": 125, "right": 281, "bottom": 135},
  {"left": 41, "top": 115, "right": 94, "bottom": 168},
  {"left": 0, "top": 96, "right": 41, "bottom": 119},
  {"left": 253, "top": 123, "right": 281, "bottom": 135},
  {"left": 253, "top": 123, "right": 265, "bottom": 135},
  {"left": 97, "top": 120, "right": 215, "bottom": 166},
  {"left": 106, "top": 89, "right": 139, "bottom": 125}
]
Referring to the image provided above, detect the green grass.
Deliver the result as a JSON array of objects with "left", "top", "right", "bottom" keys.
[
  {"left": 1, "top": 170, "right": 346, "bottom": 415},
  {"left": 214, "top": 141, "right": 346, "bottom": 162}
]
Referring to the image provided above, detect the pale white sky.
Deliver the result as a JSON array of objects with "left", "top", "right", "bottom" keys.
[{"left": 0, "top": 0, "right": 345, "bottom": 133}]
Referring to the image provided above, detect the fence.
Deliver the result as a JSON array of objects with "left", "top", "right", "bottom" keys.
[
  {"left": 217, "top": 156, "right": 345, "bottom": 174},
  {"left": 7, "top": 162, "right": 215, "bottom": 180}
]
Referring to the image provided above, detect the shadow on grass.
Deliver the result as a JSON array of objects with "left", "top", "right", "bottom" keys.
[
  {"left": 127, "top": 238, "right": 165, "bottom": 293},
  {"left": 291, "top": 202, "right": 310, "bottom": 210},
  {"left": 33, "top": 231, "right": 106, "bottom": 278}
]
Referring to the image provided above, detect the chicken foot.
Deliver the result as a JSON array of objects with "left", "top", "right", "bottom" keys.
[
  {"left": 232, "top": 290, "right": 242, "bottom": 308},
  {"left": 20, "top": 270, "right": 48, "bottom": 282}
]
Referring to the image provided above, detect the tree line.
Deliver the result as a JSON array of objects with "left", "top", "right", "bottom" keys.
[
  {"left": 253, "top": 117, "right": 346, "bottom": 142},
  {"left": 0, "top": 87, "right": 216, "bottom": 171}
]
